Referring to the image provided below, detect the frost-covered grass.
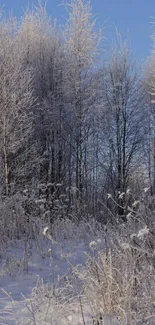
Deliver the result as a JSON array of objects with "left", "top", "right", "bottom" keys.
[
  {"left": 1, "top": 204, "right": 155, "bottom": 324},
  {"left": 0, "top": 217, "right": 106, "bottom": 324}
]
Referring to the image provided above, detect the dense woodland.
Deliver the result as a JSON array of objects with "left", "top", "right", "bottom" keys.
[
  {"left": 2, "top": 2, "right": 155, "bottom": 323},
  {"left": 0, "top": 0, "right": 155, "bottom": 224}
]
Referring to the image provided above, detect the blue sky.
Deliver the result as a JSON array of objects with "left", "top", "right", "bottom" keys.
[{"left": 0, "top": 0, "right": 154, "bottom": 62}]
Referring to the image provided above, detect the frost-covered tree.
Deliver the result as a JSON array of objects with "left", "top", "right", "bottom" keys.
[
  {"left": 0, "top": 17, "right": 34, "bottom": 195},
  {"left": 19, "top": 4, "right": 67, "bottom": 197},
  {"left": 64, "top": 0, "right": 101, "bottom": 204},
  {"left": 144, "top": 30, "right": 155, "bottom": 195},
  {"left": 0, "top": 0, "right": 150, "bottom": 223},
  {"left": 100, "top": 42, "right": 146, "bottom": 216}
]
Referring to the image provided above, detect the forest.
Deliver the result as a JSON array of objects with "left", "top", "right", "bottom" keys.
[
  {"left": 0, "top": 0, "right": 153, "bottom": 221},
  {"left": 1, "top": 1, "right": 155, "bottom": 324}
]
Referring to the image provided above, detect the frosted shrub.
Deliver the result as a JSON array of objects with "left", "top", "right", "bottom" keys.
[
  {"left": 81, "top": 241, "right": 155, "bottom": 325},
  {"left": 2, "top": 255, "right": 23, "bottom": 277}
]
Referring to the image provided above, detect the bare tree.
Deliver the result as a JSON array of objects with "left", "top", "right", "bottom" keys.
[
  {"left": 100, "top": 42, "right": 145, "bottom": 217},
  {"left": 144, "top": 36, "right": 155, "bottom": 195}
]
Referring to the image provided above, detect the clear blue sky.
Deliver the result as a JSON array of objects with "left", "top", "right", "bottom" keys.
[{"left": 0, "top": 0, "right": 154, "bottom": 62}]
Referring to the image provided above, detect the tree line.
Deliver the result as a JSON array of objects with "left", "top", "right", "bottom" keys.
[{"left": 0, "top": 0, "right": 155, "bottom": 222}]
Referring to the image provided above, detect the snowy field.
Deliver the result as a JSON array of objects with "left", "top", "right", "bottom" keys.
[
  {"left": 0, "top": 218, "right": 110, "bottom": 325},
  {"left": 0, "top": 216, "right": 154, "bottom": 325}
]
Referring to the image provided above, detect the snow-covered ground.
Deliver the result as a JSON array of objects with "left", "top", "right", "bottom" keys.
[
  {"left": 0, "top": 218, "right": 154, "bottom": 324},
  {"left": 0, "top": 220, "right": 108, "bottom": 324}
]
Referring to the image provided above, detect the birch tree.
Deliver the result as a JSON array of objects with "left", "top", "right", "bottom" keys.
[
  {"left": 0, "top": 17, "right": 34, "bottom": 195},
  {"left": 101, "top": 42, "right": 145, "bottom": 217},
  {"left": 19, "top": 5, "right": 67, "bottom": 198},
  {"left": 64, "top": 0, "right": 101, "bottom": 205}
]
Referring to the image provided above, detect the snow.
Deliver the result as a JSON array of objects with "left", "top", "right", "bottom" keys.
[{"left": 0, "top": 223, "right": 107, "bottom": 324}]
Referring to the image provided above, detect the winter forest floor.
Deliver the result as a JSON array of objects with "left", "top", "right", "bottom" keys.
[
  {"left": 0, "top": 218, "right": 109, "bottom": 324},
  {"left": 0, "top": 215, "right": 155, "bottom": 325}
]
